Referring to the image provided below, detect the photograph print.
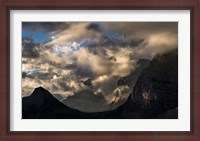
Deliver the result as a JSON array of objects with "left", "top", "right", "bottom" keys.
[{"left": 22, "top": 22, "right": 178, "bottom": 119}]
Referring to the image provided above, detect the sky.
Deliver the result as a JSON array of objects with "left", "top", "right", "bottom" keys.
[
  {"left": 22, "top": 30, "right": 52, "bottom": 43},
  {"left": 22, "top": 22, "right": 178, "bottom": 112}
]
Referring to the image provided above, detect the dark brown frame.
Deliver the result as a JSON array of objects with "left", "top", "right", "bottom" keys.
[{"left": 0, "top": 0, "right": 199, "bottom": 140}]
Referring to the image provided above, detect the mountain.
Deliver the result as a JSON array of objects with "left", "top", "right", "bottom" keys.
[
  {"left": 22, "top": 87, "right": 86, "bottom": 119},
  {"left": 22, "top": 49, "right": 178, "bottom": 119},
  {"left": 22, "top": 87, "right": 122, "bottom": 119},
  {"left": 118, "top": 49, "right": 178, "bottom": 119},
  {"left": 51, "top": 26, "right": 143, "bottom": 56},
  {"left": 50, "top": 30, "right": 126, "bottom": 57},
  {"left": 58, "top": 58, "right": 150, "bottom": 113},
  {"left": 52, "top": 39, "right": 91, "bottom": 56}
]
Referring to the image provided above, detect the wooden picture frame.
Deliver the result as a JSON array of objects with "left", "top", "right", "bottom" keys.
[{"left": 0, "top": 0, "right": 199, "bottom": 140}]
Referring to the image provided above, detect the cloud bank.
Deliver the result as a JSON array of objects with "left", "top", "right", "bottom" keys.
[{"left": 22, "top": 22, "right": 178, "bottom": 112}]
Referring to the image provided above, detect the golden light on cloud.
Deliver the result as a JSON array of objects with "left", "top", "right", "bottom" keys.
[{"left": 22, "top": 22, "right": 178, "bottom": 112}]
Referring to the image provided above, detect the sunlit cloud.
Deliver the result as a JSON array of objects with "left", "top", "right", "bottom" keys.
[{"left": 22, "top": 22, "right": 178, "bottom": 112}]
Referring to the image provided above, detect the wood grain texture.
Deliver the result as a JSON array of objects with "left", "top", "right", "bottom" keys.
[{"left": 0, "top": 0, "right": 199, "bottom": 140}]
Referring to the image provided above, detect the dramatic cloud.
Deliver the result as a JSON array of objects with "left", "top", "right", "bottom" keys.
[
  {"left": 100, "top": 22, "right": 178, "bottom": 37},
  {"left": 100, "top": 22, "right": 178, "bottom": 58},
  {"left": 22, "top": 22, "right": 71, "bottom": 35},
  {"left": 47, "top": 23, "right": 102, "bottom": 46},
  {"left": 22, "top": 22, "right": 178, "bottom": 112},
  {"left": 22, "top": 38, "right": 40, "bottom": 58},
  {"left": 135, "top": 32, "right": 178, "bottom": 58}
]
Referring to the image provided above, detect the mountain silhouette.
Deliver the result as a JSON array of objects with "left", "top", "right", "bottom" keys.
[
  {"left": 118, "top": 49, "right": 178, "bottom": 119},
  {"left": 23, "top": 87, "right": 86, "bottom": 119},
  {"left": 23, "top": 87, "right": 123, "bottom": 119},
  {"left": 23, "top": 49, "right": 178, "bottom": 119}
]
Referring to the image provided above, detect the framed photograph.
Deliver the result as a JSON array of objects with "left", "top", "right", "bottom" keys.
[{"left": 0, "top": 0, "right": 199, "bottom": 140}]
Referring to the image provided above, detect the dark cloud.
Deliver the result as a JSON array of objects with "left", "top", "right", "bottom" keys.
[
  {"left": 22, "top": 72, "right": 27, "bottom": 79},
  {"left": 63, "top": 63, "right": 94, "bottom": 79},
  {"left": 22, "top": 38, "right": 40, "bottom": 58},
  {"left": 74, "top": 65, "right": 94, "bottom": 79},
  {"left": 22, "top": 47, "right": 39, "bottom": 58},
  {"left": 80, "top": 78, "right": 93, "bottom": 86},
  {"left": 98, "top": 22, "right": 178, "bottom": 59},
  {"left": 22, "top": 22, "right": 71, "bottom": 34},
  {"left": 86, "top": 22, "right": 101, "bottom": 32},
  {"left": 101, "top": 22, "right": 178, "bottom": 35}
]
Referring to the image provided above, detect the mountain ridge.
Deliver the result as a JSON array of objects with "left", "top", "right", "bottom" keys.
[{"left": 23, "top": 49, "right": 178, "bottom": 119}]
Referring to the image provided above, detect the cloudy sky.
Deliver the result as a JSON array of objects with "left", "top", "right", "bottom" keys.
[{"left": 22, "top": 22, "right": 178, "bottom": 112}]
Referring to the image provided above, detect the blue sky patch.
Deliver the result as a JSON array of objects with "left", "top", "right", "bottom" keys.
[{"left": 22, "top": 29, "right": 52, "bottom": 43}]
